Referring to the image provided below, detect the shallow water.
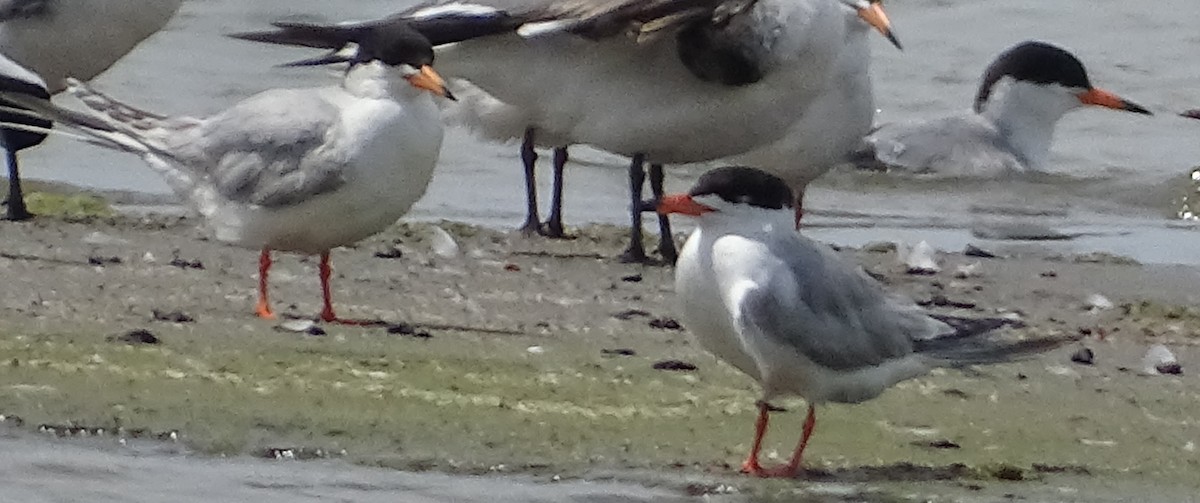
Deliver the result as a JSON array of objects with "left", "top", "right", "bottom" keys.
[
  {"left": 18, "top": 0, "right": 1200, "bottom": 264},
  {"left": 0, "top": 429, "right": 701, "bottom": 503}
]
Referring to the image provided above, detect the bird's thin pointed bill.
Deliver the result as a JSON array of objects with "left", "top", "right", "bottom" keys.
[
  {"left": 1079, "top": 88, "right": 1151, "bottom": 115},
  {"left": 857, "top": 1, "right": 902, "bottom": 50},
  {"left": 1181, "top": 109, "right": 1200, "bottom": 120},
  {"left": 657, "top": 194, "right": 714, "bottom": 216},
  {"left": 407, "top": 65, "right": 456, "bottom": 100}
]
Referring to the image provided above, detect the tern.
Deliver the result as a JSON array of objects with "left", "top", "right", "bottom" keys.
[
  {"left": 855, "top": 40, "right": 1151, "bottom": 177},
  {"left": 660, "top": 166, "right": 1070, "bottom": 477},
  {"left": 2, "top": 23, "right": 454, "bottom": 324},
  {"left": 0, "top": 52, "right": 49, "bottom": 220},
  {"left": 232, "top": 0, "right": 901, "bottom": 262},
  {"left": 0, "top": 0, "right": 183, "bottom": 220}
]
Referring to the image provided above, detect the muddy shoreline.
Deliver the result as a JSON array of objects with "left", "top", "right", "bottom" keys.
[{"left": 1, "top": 205, "right": 1199, "bottom": 501}]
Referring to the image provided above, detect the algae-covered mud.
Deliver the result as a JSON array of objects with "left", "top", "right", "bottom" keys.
[{"left": 2, "top": 211, "right": 1199, "bottom": 501}]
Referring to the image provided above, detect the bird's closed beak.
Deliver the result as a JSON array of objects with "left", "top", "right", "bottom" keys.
[
  {"left": 656, "top": 194, "right": 714, "bottom": 216},
  {"left": 406, "top": 65, "right": 456, "bottom": 100},
  {"left": 1181, "top": 109, "right": 1200, "bottom": 120},
  {"left": 1078, "top": 87, "right": 1151, "bottom": 115},
  {"left": 856, "top": 1, "right": 902, "bottom": 50}
]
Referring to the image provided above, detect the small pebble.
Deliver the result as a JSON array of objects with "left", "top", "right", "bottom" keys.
[
  {"left": 953, "top": 262, "right": 981, "bottom": 279},
  {"left": 963, "top": 244, "right": 997, "bottom": 258},
  {"left": 652, "top": 360, "right": 697, "bottom": 372},
  {"left": 601, "top": 348, "right": 637, "bottom": 357},
  {"left": 648, "top": 318, "right": 682, "bottom": 330},
  {"left": 152, "top": 309, "right": 195, "bottom": 324},
  {"left": 276, "top": 319, "right": 322, "bottom": 335},
  {"left": 373, "top": 247, "right": 404, "bottom": 259},
  {"left": 109, "top": 329, "right": 160, "bottom": 345},
  {"left": 1069, "top": 347, "right": 1095, "bottom": 365}
]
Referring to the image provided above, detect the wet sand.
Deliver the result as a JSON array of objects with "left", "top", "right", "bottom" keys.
[{"left": 1, "top": 210, "right": 1199, "bottom": 501}]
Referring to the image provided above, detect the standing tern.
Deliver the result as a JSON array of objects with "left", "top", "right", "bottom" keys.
[
  {"left": 855, "top": 40, "right": 1151, "bottom": 177},
  {"left": 232, "top": 0, "right": 901, "bottom": 262},
  {"left": 0, "top": 52, "right": 49, "bottom": 220},
  {"left": 2, "top": 24, "right": 454, "bottom": 324},
  {"left": 0, "top": 0, "right": 183, "bottom": 220},
  {"left": 659, "top": 166, "right": 1070, "bottom": 477}
]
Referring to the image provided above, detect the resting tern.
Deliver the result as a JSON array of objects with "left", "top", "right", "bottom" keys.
[
  {"left": 2, "top": 24, "right": 454, "bottom": 324},
  {"left": 659, "top": 166, "right": 1070, "bottom": 477},
  {"left": 855, "top": 40, "right": 1151, "bottom": 177},
  {"left": 232, "top": 0, "right": 901, "bottom": 262},
  {"left": 0, "top": 0, "right": 182, "bottom": 220}
]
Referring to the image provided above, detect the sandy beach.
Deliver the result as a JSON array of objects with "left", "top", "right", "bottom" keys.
[{"left": 1, "top": 202, "right": 1198, "bottom": 501}]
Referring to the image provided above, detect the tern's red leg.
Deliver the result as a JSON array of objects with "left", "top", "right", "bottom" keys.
[
  {"left": 254, "top": 248, "right": 276, "bottom": 319},
  {"left": 317, "top": 251, "right": 380, "bottom": 325},
  {"left": 740, "top": 401, "right": 772, "bottom": 476},
  {"left": 776, "top": 404, "right": 817, "bottom": 478}
]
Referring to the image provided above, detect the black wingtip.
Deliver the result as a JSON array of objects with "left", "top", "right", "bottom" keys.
[{"left": 278, "top": 50, "right": 354, "bottom": 68}]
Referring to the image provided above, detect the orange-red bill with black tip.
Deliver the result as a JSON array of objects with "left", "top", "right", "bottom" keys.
[
  {"left": 406, "top": 65, "right": 456, "bottom": 100},
  {"left": 657, "top": 194, "right": 715, "bottom": 216},
  {"left": 856, "top": 0, "right": 902, "bottom": 50},
  {"left": 1078, "top": 88, "right": 1151, "bottom": 115}
]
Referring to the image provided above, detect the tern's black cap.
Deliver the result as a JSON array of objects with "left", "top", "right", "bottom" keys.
[
  {"left": 354, "top": 23, "right": 436, "bottom": 67},
  {"left": 973, "top": 41, "right": 1091, "bottom": 113},
  {"left": 689, "top": 167, "right": 793, "bottom": 210}
]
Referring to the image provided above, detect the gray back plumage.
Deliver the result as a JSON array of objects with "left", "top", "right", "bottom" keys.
[{"left": 740, "top": 236, "right": 948, "bottom": 372}]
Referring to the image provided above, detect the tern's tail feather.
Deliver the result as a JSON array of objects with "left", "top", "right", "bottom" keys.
[
  {"left": 0, "top": 80, "right": 200, "bottom": 195},
  {"left": 915, "top": 314, "right": 1074, "bottom": 367}
]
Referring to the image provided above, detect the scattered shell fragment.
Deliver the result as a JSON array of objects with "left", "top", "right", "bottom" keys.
[
  {"left": 430, "top": 226, "right": 460, "bottom": 258},
  {"left": 899, "top": 241, "right": 940, "bottom": 274},
  {"left": 1084, "top": 294, "right": 1114, "bottom": 312},
  {"left": 1143, "top": 344, "right": 1182, "bottom": 375}
]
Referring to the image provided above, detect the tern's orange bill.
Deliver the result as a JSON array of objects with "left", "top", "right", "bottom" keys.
[
  {"left": 1078, "top": 88, "right": 1151, "bottom": 115},
  {"left": 856, "top": 1, "right": 902, "bottom": 50},
  {"left": 657, "top": 194, "right": 714, "bottom": 216},
  {"left": 406, "top": 65, "right": 456, "bottom": 100}
]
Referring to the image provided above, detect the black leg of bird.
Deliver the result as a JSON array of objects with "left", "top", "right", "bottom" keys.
[
  {"left": 543, "top": 146, "right": 569, "bottom": 238},
  {"left": 4, "top": 145, "right": 33, "bottom": 221},
  {"left": 518, "top": 128, "right": 542, "bottom": 236},
  {"left": 649, "top": 163, "right": 676, "bottom": 264},
  {"left": 619, "top": 154, "right": 650, "bottom": 263}
]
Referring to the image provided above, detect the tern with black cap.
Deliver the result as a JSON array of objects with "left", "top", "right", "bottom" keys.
[
  {"left": 0, "top": 23, "right": 455, "bottom": 324},
  {"left": 659, "top": 166, "right": 1072, "bottom": 477},
  {"left": 0, "top": 0, "right": 182, "bottom": 220},
  {"left": 233, "top": 0, "right": 903, "bottom": 260},
  {"left": 856, "top": 40, "right": 1152, "bottom": 177}
]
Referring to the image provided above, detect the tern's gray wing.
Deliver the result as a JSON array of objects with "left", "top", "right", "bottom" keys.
[
  {"left": 233, "top": 0, "right": 758, "bottom": 51},
  {"left": 0, "top": 0, "right": 48, "bottom": 22},
  {"left": 857, "top": 114, "right": 1026, "bottom": 177},
  {"left": 731, "top": 235, "right": 948, "bottom": 372},
  {"left": 170, "top": 88, "right": 347, "bottom": 208}
]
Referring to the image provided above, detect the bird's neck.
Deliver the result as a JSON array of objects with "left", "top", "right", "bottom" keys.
[
  {"left": 699, "top": 207, "right": 796, "bottom": 238},
  {"left": 342, "top": 62, "right": 423, "bottom": 101},
  {"left": 979, "top": 82, "right": 1078, "bottom": 169}
]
